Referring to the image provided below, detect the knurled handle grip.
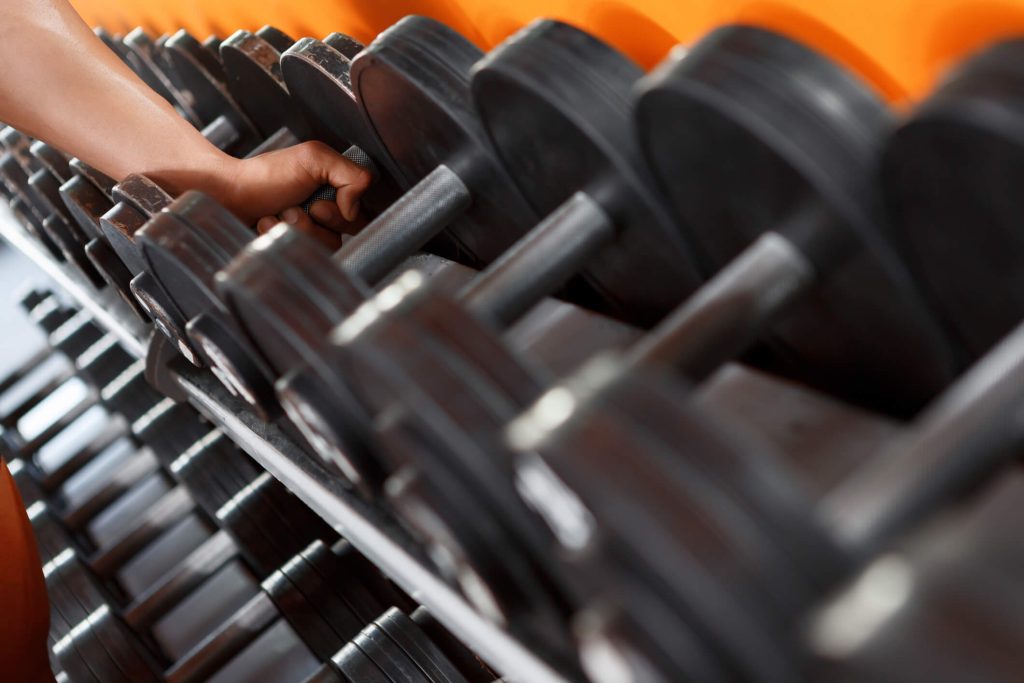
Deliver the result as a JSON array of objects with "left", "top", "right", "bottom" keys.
[{"left": 332, "top": 164, "right": 470, "bottom": 285}]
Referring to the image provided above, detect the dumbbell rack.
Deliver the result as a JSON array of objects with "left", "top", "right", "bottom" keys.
[{"left": 0, "top": 204, "right": 568, "bottom": 683}]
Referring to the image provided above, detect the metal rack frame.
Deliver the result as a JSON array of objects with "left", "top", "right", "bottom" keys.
[{"left": 0, "top": 208, "right": 571, "bottom": 683}]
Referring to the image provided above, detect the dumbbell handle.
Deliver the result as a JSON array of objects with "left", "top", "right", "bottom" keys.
[
  {"left": 332, "top": 164, "right": 470, "bottom": 285},
  {"left": 460, "top": 191, "right": 614, "bottom": 328},
  {"left": 622, "top": 231, "right": 814, "bottom": 379},
  {"left": 821, "top": 315, "right": 1024, "bottom": 557}
]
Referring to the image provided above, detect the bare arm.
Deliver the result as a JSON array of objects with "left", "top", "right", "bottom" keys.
[{"left": 0, "top": 0, "right": 369, "bottom": 239}]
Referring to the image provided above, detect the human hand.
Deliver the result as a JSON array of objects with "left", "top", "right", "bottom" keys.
[{"left": 210, "top": 141, "right": 373, "bottom": 249}]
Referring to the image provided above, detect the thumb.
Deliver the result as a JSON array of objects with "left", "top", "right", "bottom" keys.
[{"left": 300, "top": 141, "right": 373, "bottom": 222}]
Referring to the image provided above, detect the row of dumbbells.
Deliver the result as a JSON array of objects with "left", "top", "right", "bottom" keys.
[
  {"left": 4, "top": 289, "right": 499, "bottom": 683},
  {"left": 3, "top": 14, "right": 1024, "bottom": 683}
]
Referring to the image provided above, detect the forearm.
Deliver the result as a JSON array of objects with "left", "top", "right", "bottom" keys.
[{"left": 0, "top": 0, "right": 234, "bottom": 192}]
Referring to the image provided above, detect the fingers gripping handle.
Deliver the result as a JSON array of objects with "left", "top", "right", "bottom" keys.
[
  {"left": 301, "top": 144, "right": 378, "bottom": 214},
  {"left": 331, "top": 164, "right": 471, "bottom": 285}
]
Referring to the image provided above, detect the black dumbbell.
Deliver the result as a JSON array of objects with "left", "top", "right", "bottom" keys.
[
  {"left": 276, "top": 32, "right": 404, "bottom": 216},
  {"left": 629, "top": 25, "right": 966, "bottom": 414}
]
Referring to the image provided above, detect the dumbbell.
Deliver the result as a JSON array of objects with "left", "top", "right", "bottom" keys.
[
  {"left": 622, "top": 25, "right": 971, "bottom": 414},
  {"left": 220, "top": 26, "right": 402, "bottom": 222},
  {"left": 303, "top": 608, "right": 483, "bottom": 683},
  {"left": 273, "top": 32, "right": 406, "bottom": 217},
  {"left": 164, "top": 538, "right": 406, "bottom": 683},
  {"left": 809, "top": 471, "right": 1024, "bottom": 683},
  {"left": 500, "top": 245, "right": 1024, "bottom": 682}
]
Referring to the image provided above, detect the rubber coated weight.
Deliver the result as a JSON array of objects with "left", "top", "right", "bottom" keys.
[
  {"left": 220, "top": 229, "right": 484, "bottom": 489},
  {"left": 255, "top": 25, "right": 294, "bottom": 54},
  {"left": 280, "top": 35, "right": 394, "bottom": 177},
  {"left": 30, "top": 141, "right": 72, "bottom": 182},
  {"left": 633, "top": 25, "right": 960, "bottom": 414},
  {"left": 220, "top": 28, "right": 312, "bottom": 139},
  {"left": 137, "top": 196, "right": 280, "bottom": 414},
  {"left": 161, "top": 29, "right": 261, "bottom": 153},
  {"left": 509, "top": 374, "right": 807, "bottom": 682},
  {"left": 882, "top": 39, "right": 1024, "bottom": 361},
  {"left": 69, "top": 159, "right": 116, "bottom": 200},
  {"left": 279, "top": 35, "right": 402, "bottom": 216},
  {"left": 334, "top": 642, "right": 394, "bottom": 683},
  {"left": 380, "top": 609, "right": 471, "bottom": 683}
]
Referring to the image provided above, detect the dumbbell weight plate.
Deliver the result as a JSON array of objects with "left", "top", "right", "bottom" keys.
[
  {"left": 46, "top": 560, "right": 133, "bottom": 683},
  {"left": 356, "top": 624, "right": 433, "bottom": 683},
  {"left": 119, "top": 28, "right": 201, "bottom": 125},
  {"left": 66, "top": 159, "right": 115, "bottom": 201},
  {"left": 380, "top": 609, "right": 471, "bottom": 683},
  {"left": 262, "top": 566, "right": 345, "bottom": 661},
  {"left": 29, "top": 141, "right": 72, "bottom": 182},
  {"left": 281, "top": 37, "right": 394, "bottom": 175},
  {"left": 334, "top": 642, "right": 396, "bottom": 683},
  {"left": 59, "top": 554, "right": 162, "bottom": 682},
  {"left": 160, "top": 30, "right": 261, "bottom": 153},
  {"left": 514, "top": 373, "right": 816, "bottom": 681},
  {"left": 381, "top": 423, "right": 568, "bottom": 652},
  {"left": 882, "top": 39, "right": 1024, "bottom": 360},
  {"left": 220, "top": 29, "right": 313, "bottom": 140}
]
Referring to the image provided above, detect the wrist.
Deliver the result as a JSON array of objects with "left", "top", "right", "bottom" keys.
[{"left": 145, "top": 148, "right": 240, "bottom": 208}]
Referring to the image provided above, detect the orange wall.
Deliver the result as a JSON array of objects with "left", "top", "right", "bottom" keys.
[{"left": 70, "top": 0, "right": 1024, "bottom": 102}]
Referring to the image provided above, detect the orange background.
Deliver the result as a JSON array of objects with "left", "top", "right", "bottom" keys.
[{"left": 69, "top": 0, "right": 1024, "bottom": 103}]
